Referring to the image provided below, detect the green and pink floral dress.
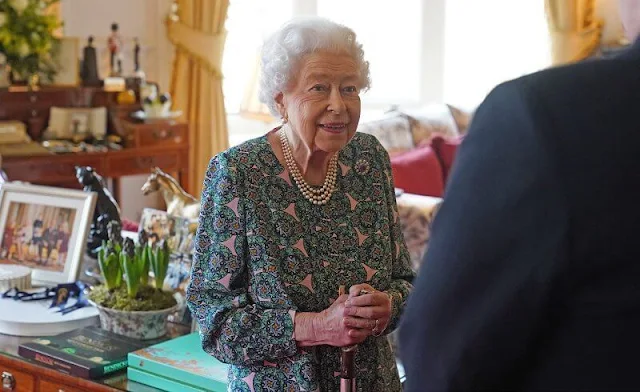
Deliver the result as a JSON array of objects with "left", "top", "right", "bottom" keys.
[{"left": 187, "top": 131, "right": 414, "bottom": 392}]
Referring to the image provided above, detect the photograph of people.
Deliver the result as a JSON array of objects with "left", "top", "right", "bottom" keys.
[{"left": 0, "top": 202, "right": 76, "bottom": 271}]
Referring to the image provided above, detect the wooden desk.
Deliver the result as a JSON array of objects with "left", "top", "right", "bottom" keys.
[
  {"left": 0, "top": 326, "right": 189, "bottom": 392},
  {"left": 1, "top": 144, "right": 191, "bottom": 202}
]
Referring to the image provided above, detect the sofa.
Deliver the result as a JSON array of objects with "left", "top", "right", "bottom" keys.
[{"left": 357, "top": 103, "right": 472, "bottom": 270}]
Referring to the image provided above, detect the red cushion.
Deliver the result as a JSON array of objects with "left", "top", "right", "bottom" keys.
[
  {"left": 122, "top": 218, "right": 139, "bottom": 233},
  {"left": 430, "top": 134, "right": 464, "bottom": 181},
  {"left": 390, "top": 144, "right": 445, "bottom": 197}
]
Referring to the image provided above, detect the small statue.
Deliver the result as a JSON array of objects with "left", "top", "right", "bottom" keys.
[
  {"left": 141, "top": 167, "right": 200, "bottom": 220},
  {"left": 76, "top": 166, "right": 121, "bottom": 255},
  {"left": 107, "top": 23, "right": 123, "bottom": 76},
  {"left": 80, "top": 36, "right": 100, "bottom": 86},
  {"left": 133, "top": 37, "right": 141, "bottom": 73}
]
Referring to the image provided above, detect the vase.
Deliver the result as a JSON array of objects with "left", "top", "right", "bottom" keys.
[{"left": 88, "top": 300, "right": 178, "bottom": 340}]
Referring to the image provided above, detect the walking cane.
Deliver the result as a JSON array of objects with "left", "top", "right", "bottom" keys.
[{"left": 339, "top": 285, "right": 369, "bottom": 392}]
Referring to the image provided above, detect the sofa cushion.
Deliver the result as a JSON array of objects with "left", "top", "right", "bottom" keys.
[
  {"left": 446, "top": 104, "right": 474, "bottom": 135},
  {"left": 430, "top": 134, "right": 464, "bottom": 181},
  {"left": 390, "top": 143, "right": 445, "bottom": 197},
  {"left": 357, "top": 112, "right": 415, "bottom": 157},
  {"left": 402, "top": 103, "right": 459, "bottom": 146}
]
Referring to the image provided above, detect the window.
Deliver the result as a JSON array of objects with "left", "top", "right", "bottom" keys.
[
  {"left": 222, "top": 0, "right": 424, "bottom": 113},
  {"left": 222, "top": 0, "right": 293, "bottom": 113},
  {"left": 443, "top": 0, "right": 551, "bottom": 109},
  {"left": 317, "top": 0, "right": 423, "bottom": 106},
  {"left": 222, "top": 0, "right": 552, "bottom": 115}
]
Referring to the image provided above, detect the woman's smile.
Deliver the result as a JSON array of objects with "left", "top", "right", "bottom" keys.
[{"left": 318, "top": 122, "right": 349, "bottom": 134}]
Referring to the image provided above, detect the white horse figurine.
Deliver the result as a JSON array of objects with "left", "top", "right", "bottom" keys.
[{"left": 141, "top": 167, "right": 200, "bottom": 220}]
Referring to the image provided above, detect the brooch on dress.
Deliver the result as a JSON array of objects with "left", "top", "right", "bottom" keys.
[{"left": 354, "top": 159, "right": 370, "bottom": 175}]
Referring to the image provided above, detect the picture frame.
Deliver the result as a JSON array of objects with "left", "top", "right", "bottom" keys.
[
  {"left": 46, "top": 106, "right": 107, "bottom": 140},
  {"left": 138, "top": 208, "right": 195, "bottom": 293},
  {"left": 0, "top": 183, "right": 96, "bottom": 285},
  {"left": 52, "top": 37, "right": 80, "bottom": 86}
]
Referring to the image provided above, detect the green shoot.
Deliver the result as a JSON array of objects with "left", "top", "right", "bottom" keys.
[
  {"left": 97, "top": 240, "right": 121, "bottom": 290},
  {"left": 150, "top": 240, "right": 170, "bottom": 290}
]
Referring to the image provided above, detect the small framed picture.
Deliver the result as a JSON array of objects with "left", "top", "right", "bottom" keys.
[
  {"left": 138, "top": 208, "right": 195, "bottom": 293},
  {"left": 47, "top": 107, "right": 107, "bottom": 140},
  {"left": 52, "top": 37, "right": 80, "bottom": 86},
  {"left": 0, "top": 183, "right": 96, "bottom": 285}
]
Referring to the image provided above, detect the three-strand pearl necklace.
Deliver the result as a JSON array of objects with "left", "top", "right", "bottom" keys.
[{"left": 279, "top": 127, "right": 337, "bottom": 205}]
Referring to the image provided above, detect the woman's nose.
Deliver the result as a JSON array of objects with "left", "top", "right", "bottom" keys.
[{"left": 327, "top": 88, "right": 346, "bottom": 113}]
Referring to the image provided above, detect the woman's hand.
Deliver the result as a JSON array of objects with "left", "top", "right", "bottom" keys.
[
  {"left": 343, "top": 283, "right": 392, "bottom": 336},
  {"left": 316, "top": 294, "right": 370, "bottom": 347},
  {"left": 296, "top": 295, "right": 370, "bottom": 347}
]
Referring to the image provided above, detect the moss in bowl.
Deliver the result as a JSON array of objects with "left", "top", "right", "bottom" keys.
[
  {"left": 88, "top": 229, "right": 178, "bottom": 339},
  {"left": 88, "top": 285, "right": 176, "bottom": 312}
]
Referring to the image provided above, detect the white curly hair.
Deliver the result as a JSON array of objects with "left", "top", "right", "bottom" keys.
[{"left": 259, "top": 16, "right": 371, "bottom": 118}]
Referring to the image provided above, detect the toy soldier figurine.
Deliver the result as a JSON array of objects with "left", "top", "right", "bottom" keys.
[
  {"left": 107, "top": 23, "right": 123, "bottom": 76},
  {"left": 133, "top": 37, "right": 141, "bottom": 72},
  {"left": 80, "top": 36, "right": 100, "bottom": 86}
]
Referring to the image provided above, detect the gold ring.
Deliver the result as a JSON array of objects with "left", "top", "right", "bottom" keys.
[{"left": 372, "top": 319, "right": 383, "bottom": 337}]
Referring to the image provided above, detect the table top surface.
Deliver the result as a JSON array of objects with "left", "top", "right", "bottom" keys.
[{"left": 0, "top": 323, "right": 191, "bottom": 392}]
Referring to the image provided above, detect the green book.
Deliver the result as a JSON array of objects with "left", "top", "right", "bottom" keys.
[
  {"left": 18, "top": 326, "right": 149, "bottom": 379},
  {"left": 128, "top": 332, "right": 228, "bottom": 392}
]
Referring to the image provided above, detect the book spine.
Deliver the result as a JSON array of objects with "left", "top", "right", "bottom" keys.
[
  {"left": 91, "top": 358, "right": 128, "bottom": 378},
  {"left": 18, "top": 346, "right": 90, "bottom": 379}
]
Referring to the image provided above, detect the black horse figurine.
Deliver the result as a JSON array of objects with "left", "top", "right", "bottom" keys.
[{"left": 75, "top": 166, "right": 121, "bottom": 255}]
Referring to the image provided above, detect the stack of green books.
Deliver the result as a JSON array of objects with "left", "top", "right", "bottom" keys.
[{"left": 128, "top": 332, "right": 228, "bottom": 392}]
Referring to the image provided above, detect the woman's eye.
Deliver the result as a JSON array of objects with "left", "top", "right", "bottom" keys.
[
  {"left": 343, "top": 86, "right": 358, "bottom": 94},
  {"left": 311, "top": 84, "right": 327, "bottom": 92}
]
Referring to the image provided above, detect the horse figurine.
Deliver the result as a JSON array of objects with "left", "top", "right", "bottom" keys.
[
  {"left": 76, "top": 166, "right": 121, "bottom": 255},
  {"left": 141, "top": 167, "right": 200, "bottom": 220}
]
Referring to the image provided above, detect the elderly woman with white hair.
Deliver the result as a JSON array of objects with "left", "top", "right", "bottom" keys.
[{"left": 187, "top": 16, "right": 414, "bottom": 392}]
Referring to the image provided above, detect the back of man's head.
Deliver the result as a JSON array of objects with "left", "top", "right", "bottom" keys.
[{"left": 619, "top": 0, "right": 640, "bottom": 40}]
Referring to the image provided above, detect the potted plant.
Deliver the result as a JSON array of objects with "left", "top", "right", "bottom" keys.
[
  {"left": 87, "top": 226, "right": 177, "bottom": 340},
  {"left": 0, "top": 0, "right": 62, "bottom": 85}
]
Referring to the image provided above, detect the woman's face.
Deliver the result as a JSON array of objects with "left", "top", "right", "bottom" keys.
[{"left": 276, "top": 51, "right": 362, "bottom": 153}]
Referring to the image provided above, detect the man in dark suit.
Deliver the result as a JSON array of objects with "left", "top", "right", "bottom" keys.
[{"left": 399, "top": 1, "right": 640, "bottom": 390}]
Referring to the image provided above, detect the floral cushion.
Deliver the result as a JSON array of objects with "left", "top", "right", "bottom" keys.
[
  {"left": 402, "top": 103, "right": 459, "bottom": 146},
  {"left": 447, "top": 104, "right": 474, "bottom": 135},
  {"left": 357, "top": 113, "right": 414, "bottom": 156}
]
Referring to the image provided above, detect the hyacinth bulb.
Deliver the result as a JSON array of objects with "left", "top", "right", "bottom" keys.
[{"left": 123, "top": 237, "right": 135, "bottom": 258}]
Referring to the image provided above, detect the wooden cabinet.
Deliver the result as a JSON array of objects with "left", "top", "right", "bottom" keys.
[
  {"left": 0, "top": 354, "right": 120, "bottom": 392},
  {"left": 0, "top": 362, "right": 34, "bottom": 392},
  {"left": 0, "top": 86, "right": 191, "bottom": 197},
  {"left": 0, "top": 88, "right": 118, "bottom": 141},
  {"left": 39, "top": 379, "right": 83, "bottom": 392},
  {"left": 3, "top": 145, "right": 191, "bottom": 199}
]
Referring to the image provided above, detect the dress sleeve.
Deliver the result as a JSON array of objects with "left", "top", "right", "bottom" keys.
[
  {"left": 186, "top": 153, "right": 298, "bottom": 366},
  {"left": 378, "top": 142, "right": 416, "bottom": 333}
]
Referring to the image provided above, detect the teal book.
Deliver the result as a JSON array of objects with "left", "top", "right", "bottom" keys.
[{"left": 127, "top": 332, "right": 228, "bottom": 392}]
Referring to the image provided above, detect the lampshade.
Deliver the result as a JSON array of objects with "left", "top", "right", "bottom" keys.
[{"left": 239, "top": 51, "right": 274, "bottom": 122}]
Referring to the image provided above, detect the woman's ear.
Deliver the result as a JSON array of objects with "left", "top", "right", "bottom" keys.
[{"left": 274, "top": 92, "right": 286, "bottom": 119}]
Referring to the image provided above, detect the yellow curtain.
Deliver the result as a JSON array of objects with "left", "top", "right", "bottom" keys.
[
  {"left": 167, "top": 0, "right": 229, "bottom": 195},
  {"left": 545, "top": 0, "right": 603, "bottom": 65}
]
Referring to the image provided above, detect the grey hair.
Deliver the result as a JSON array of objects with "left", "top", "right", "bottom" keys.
[{"left": 259, "top": 16, "right": 371, "bottom": 118}]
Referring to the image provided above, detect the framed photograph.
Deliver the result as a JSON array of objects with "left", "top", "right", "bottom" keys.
[
  {"left": 138, "top": 208, "right": 195, "bottom": 293},
  {"left": 0, "top": 183, "right": 96, "bottom": 285},
  {"left": 51, "top": 37, "right": 80, "bottom": 86},
  {"left": 47, "top": 107, "right": 107, "bottom": 140}
]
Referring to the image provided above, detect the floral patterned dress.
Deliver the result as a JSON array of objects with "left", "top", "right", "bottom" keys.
[{"left": 187, "top": 131, "right": 414, "bottom": 392}]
